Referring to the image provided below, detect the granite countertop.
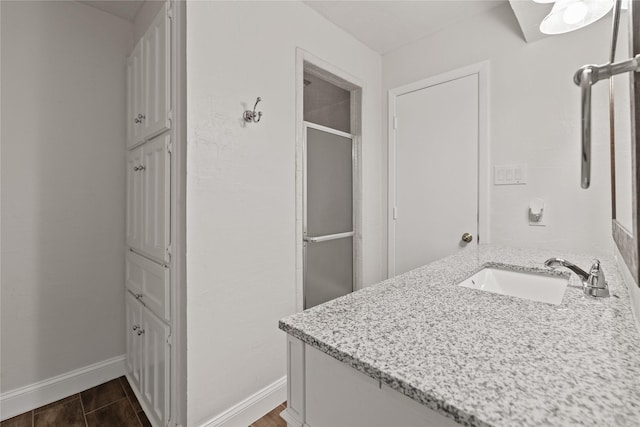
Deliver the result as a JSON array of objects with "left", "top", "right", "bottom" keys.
[{"left": 279, "top": 245, "right": 640, "bottom": 427}]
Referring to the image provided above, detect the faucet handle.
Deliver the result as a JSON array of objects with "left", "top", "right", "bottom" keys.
[
  {"left": 589, "top": 259, "right": 604, "bottom": 279},
  {"left": 587, "top": 259, "right": 610, "bottom": 297}
]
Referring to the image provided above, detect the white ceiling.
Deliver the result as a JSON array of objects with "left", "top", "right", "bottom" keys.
[
  {"left": 303, "top": 0, "right": 508, "bottom": 54},
  {"left": 77, "top": 0, "right": 145, "bottom": 22},
  {"left": 76, "top": 0, "right": 556, "bottom": 49}
]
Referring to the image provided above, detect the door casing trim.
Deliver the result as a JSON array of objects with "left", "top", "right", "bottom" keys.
[
  {"left": 295, "top": 48, "right": 363, "bottom": 313},
  {"left": 387, "top": 61, "right": 491, "bottom": 278}
]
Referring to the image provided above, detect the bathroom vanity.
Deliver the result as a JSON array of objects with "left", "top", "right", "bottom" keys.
[{"left": 279, "top": 246, "right": 640, "bottom": 427}]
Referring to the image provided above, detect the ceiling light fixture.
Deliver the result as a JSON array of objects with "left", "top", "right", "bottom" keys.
[{"left": 539, "top": 0, "right": 614, "bottom": 34}]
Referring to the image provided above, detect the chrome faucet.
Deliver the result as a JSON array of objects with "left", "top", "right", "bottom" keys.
[{"left": 544, "top": 258, "right": 610, "bottom": 298}]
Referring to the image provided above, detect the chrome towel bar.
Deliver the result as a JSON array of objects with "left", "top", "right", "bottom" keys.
[
  {"left": 574, "top": 54, "right": 640, "bottom": 189},
  {"left": 303, "top": 231, "right": 354, "bottom": 243}
]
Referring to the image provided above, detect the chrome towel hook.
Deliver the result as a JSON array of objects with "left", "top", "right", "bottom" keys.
[{"left": 243, "top": 97, "right": 263, "bottom": 123}]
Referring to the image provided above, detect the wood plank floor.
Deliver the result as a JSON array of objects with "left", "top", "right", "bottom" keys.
[
  {"left": 0, "top": 377, "right": 150, "bottom": 427},
  {"left": 249, "top": 402, "right": 287, "bottom": 427}
]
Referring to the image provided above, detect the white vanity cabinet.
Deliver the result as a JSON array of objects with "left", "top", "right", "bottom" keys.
[
  {"left": 125, "top": 291, "right": 171, "bottom": 427},
  {"left": 126, "top": 3, "right": 171, "bottom": 149},
  {"left": 126, "top": 134, "right": 171, "bottom": 263},
  {"left": 283, "top": 336, "right": 460, "bottom": 427}
]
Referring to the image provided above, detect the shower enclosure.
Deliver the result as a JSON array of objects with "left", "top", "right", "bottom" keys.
[
  {"left": 303, "top": 123, "right": 355, "bottom": 309},
  {"left": 301, "top": 69, "right": 358, "bottom": 309}
]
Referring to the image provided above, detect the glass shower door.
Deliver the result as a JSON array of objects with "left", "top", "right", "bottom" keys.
[{"left": 304, "top": 123, "right": 354, "bottom": 309}]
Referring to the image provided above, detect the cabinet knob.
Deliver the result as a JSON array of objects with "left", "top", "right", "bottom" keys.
[
  {"left": 137, "top": 328, "right": 145, "bottom": 336},
  {"left": 134, "top": 293, "right": 143, "bottom": 299},
  {"left": 132, "top": 325, "right": 139, "bottom": 331},
  {"left": 461, "top": 233, "right": 473, "bottom": 243},
  {"left": 133, "top": 165, "right": 145, "bottom": 172},
  {"left": 134, "top": 113, "right": 146, "bottom": 124}
]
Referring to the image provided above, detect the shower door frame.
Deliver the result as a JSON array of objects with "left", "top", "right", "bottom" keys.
[{"left": 295, "top": 48, "right": 363, "bottom": 313}]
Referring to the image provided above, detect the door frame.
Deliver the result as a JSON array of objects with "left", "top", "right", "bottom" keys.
[
  {"left": 296, "top": 48, "right": 363, "bottom": 313},
  {"left": 387, "top": 61, "right": 490, "bottom": 278}
]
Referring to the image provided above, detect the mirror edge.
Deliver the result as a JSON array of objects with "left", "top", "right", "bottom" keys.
[{"left": 612, "top": 0, "right": 640, "bottom": 287}]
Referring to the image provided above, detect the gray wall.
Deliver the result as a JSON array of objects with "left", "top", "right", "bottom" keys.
[{"left": 1, "top": 0, "right": 132, "bottom": 392}]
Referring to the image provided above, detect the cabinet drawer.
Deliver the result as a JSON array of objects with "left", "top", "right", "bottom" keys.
[{"left": 126, "top": 250, "right": 171, "bottom": 322}]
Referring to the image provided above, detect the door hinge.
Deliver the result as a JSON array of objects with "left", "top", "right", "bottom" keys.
[
  {"left": 393, "top": 116, "right": 398, "bottom": 130},
  {"left": 167, "top": 110, "right": 173, "bottom": 127},
  {"left": 167, "top": 3, "right": 173, "bottom": 20},
  {"left": 167, "top": 141, "right": 173, "bottom": 154},
  {"left": 166, "top": 245, "right": 172, "bottom": 258},
  {"left": 166, "top": 333, "right": 172, "bottom": 347},
  {"left": 393, "top": 206, "right": 398, "bottom": 220}
]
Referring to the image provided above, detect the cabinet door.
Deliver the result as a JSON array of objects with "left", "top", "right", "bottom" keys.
[
  {"left": 141, "top": 308, "right": 171, "bottom": 427},
  {"left": 127, "top": 40, "right": 144, "bottom": 148},
  {"left": 142, "top": 134, "right": 171, "bottom": 262},
  {"left": 126, "top": 147, "right": 144, "bottom": 252},
  {"left": 126, "top": 250, "right": 171, "bottom": 322},
  {"left": 125, "top": 292, "right": 143, "bottom": 392},
  {"left": 141, "top": 3, "right": 171, "bottom": 141}
]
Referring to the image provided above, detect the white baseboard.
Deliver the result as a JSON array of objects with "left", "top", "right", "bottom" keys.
[
  {"left": 201, "top": 376, "right": 287, "bottom": 427},
  {"left": 0, "top": 354, "right": 126, "bottom": 421}
]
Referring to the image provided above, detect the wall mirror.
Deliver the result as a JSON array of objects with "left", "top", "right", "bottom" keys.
[{"left": 611, "top": 0, "right": 640, "bottom": 286}]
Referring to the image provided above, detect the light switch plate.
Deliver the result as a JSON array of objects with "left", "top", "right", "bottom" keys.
[{"left": 494, "top": 164, "right": 527, "bottom": 185}]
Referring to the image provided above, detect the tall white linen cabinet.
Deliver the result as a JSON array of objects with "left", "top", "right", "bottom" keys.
[{"left": 124, "top": 2, "right": 185, "bottom": 426}]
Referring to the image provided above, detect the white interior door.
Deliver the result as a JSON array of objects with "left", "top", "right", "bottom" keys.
[{"left": 391, "top": 73, "right": 479, "bottom": 276}]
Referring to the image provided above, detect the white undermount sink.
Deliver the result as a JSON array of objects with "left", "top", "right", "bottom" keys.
[{"left": 458, "top": 267, "right": 569, "bottom": 305}]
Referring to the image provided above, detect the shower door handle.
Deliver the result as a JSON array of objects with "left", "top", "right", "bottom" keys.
[{"left": 304, "top": 231, "right": 354, "bottom": 243}]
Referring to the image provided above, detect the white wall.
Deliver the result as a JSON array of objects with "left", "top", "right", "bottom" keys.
[
  {"left": 186, "top": 1, "right": 383, "bottom": 424},
  {"left": 1, "top": 0, "right": 132, "bottom": 392},
  {"left": 383, "top": 4, "right": 613, "bottom": 262}
]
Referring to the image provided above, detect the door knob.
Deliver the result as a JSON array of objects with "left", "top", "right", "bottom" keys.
[{"left": 461, "top": 233, "right": 473, "bottom": 243}]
